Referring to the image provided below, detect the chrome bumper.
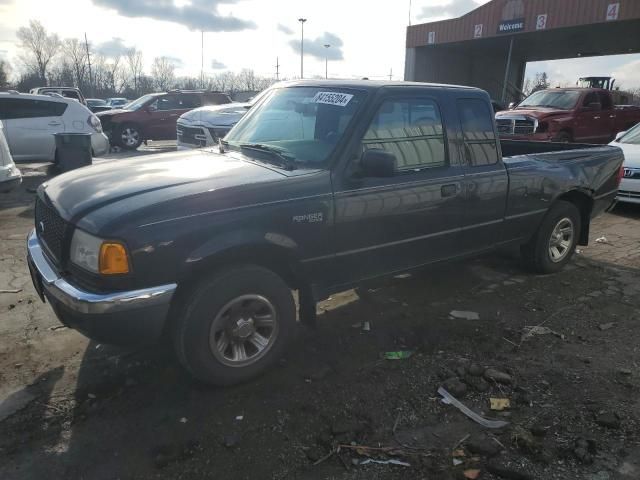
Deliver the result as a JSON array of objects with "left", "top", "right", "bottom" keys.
[{"left": 27, "top": 229, "right": 176, "bottom": 315}]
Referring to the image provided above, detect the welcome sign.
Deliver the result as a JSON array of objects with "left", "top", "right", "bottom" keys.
[{"left": 497, "top": 18, "right": 525, "bottom": 33}]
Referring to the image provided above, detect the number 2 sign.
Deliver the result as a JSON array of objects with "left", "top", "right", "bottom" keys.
[{"left": 606, "top": 3, "right": 620, "bottom": 21}]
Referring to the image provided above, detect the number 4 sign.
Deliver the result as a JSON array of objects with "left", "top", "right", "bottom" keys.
[{"left": 606, "top": 3, "right": 620, "bottom": 21}]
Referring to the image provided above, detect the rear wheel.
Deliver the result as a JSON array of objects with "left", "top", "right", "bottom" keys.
[
  {"left": 173, "top": 265, "right": 296, "bottom": 385},
  {"left": 521, "top": 200, "right": 581, "bottom": 274},
  {"left": 116, "top": 123, "right": 142, "bottom": 150}
]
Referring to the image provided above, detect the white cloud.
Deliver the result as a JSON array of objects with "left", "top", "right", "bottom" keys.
[
  {"left": 612, "top": 60, "right": 640, "bottom": 89},
  {"left": 418, "top": 0, "right": 489, "bottom": 21},
  {"left": 211, "top": 59, "right": 226, "bottom": 69}
]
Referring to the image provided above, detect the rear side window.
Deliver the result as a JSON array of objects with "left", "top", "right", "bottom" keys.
[
  {"left": 178, "top": 94, "right": 202, "bottom": 109},
  {"left": 456, "top": 98, "right": 498, "bottom": 166},
  {"left": 204, "top": 93, "right": 232, "bottom": 105},
  {"left": 0, "top": 98, "right": 67, "bottom": 119},
  {"left": 598, "top": 92, "right": 613, "bottom": 110},
  {"left": 362, "top": 97, "right": 447, "bottom": 171}
]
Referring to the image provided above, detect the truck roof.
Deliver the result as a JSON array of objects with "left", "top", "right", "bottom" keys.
[{"left": 276, "top": 79, "right": 484, "bottom": 92}]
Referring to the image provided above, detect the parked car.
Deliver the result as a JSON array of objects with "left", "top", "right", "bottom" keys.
[
  {"left": 97, "top": 90, "right": 232, "bottom": 150},
  {"left": 610, "top": 122, "right": 640, "bottom": 204},
  {"left": 86, "top": 98, "right": 112, "bottom": 113},
  {"left": 105, "top": 98, "right": 128, "bottom": 109},
  {"left": 495, "top": 88, "right": 640, "bottom": 143},
  {"left": 29, "top": 86, "right": 86, "bottom": 105},
  {"left": 0, "top": 121, "right": 21, "bottom": 192},
  {"left": 27, "top": 80, "right": 623, "bottom": 385},
  {"left": 0, "top": 92, "right": 109, "bottom": 161},
  {"left": 176, "top": 90, "right": 269, "bottom": 149}
]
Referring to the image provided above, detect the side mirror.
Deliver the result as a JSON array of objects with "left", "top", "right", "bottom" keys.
[
  {"left": 360, "top": 149, "right": 397, "bottom": 177},
  {"left": 147, "top": 103, "right": 157, "bottom": 113},
  {"left": 584, "top": 102, "right": 602, "bottom": 111},
  {"left": 614, "top": 130, "right": 627, "bottom": 142},
  {"left": 508, "top": 102, "right": 516, "bottom": 110}
]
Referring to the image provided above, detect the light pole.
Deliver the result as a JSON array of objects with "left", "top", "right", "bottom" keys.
[
  {"left": 298, "top": 18, "right": 307, "bottom": 78},
  {"left": 324, "top": 44, "right": 330, "bottom": 79}
]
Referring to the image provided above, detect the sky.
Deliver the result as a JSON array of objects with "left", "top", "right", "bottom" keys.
[{"left": 0, "top": 0, "right": 639, "bottom": 88}]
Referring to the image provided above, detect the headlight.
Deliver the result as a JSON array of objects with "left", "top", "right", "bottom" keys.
[
  {"left": 87, "top": 114, "right": 103, "bottom": 133},
  {"left": 70, "top": 229, "right": 130, "bottom": 275}
]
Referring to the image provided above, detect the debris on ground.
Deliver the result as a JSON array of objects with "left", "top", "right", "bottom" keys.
[
  {"left": 595, "top": 236, "right": 611, "bottom": 244},
  {"left": 393, "top": 273, "right": 412, "bottom": 279},
  {"left": 466, "top": 434, "right": 502, "bottom": 457},
  {"left": 382, "top": 351, "right": 414, "bottom": 360},
  {"left": 521, "top": 325, "right": 565, "bottom": 341},
  {"left": 362, "top": 321, "right": 371, "bottom": 332},
  {"left": 222, "top": 433, "right": 241, "bottom": 448},
  {"left": 487, "top": 462, "right": 535, "bottom": 480},
  {"left": 438, "top": 387, "right": 509, "bottom": 429},
  {"left": 449, "top": 310, "right": 480, "bottom": 320},
  {"left": 464, "top": 469, "right": 481, "bottom": 479},
  {"left": 0, "top": 288, "right": 22, "bottom": 294},
  {"left": 484, "top": 368, "right": 513, "bottom": 385},
  {"left": 179, "top": 417, "right": 188, "bottom": 423},
  {"left": 599, "top": 322, "right": 615, "bottom": 331},
  {"left": 511, "top": 426, "right": 540, "bottom": 453},
  {"left": 358, "top": 458, "right": 410, "bottom": 467},
  {"left": 490, "top": 398, "right": 511, "bottom": 411},
  {"left": 442, "top": 377, "right": 467, "bottom": 397}
]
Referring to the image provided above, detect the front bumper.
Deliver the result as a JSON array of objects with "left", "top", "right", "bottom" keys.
[
  {"left": 26, "top": 229, "right": 177, "bottom": 345},
  {"left": 176, "top": 122, "right": 230, "bottom": 150},
  {"left": 617, "top": 178, "right": 640, "bottom": 204}
]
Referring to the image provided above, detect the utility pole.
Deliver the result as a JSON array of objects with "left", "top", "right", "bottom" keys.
[
  {"left": 201, "top": 31, "right": 204, "bottom": 89},
  {"left": 84, "top": 33, "right": 93, "bottom": 97},
  {"left": 275, "top": 56, "right": 280, "bottom": 80},
  {"left": 298, "top": 18, "right": 307, "bottom": 79},
  {"left": 323, "top": 44, "right": 330, "bottom": 79},
  {"left": 389, "top": 68, "right": 393, "bottom": 81},
  {"left": 408, "top": 0, "right": 412, "bottom": 26}
]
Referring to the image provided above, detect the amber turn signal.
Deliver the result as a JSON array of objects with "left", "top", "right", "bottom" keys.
[{"left": 99, "top": 242, "right": 130, "bottom": 275}]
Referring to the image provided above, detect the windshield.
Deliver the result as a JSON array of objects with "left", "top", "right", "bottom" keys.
[
  {"left": 619, "top": 123, "right": 640, "bottom": 144},
  {"left": 121, "top": 94, "right": 156, "bottom": 110},
  {"left": 224, "top": 86, "right": 364, "bottom": 168},
  {"left": 518, "top": 90, "right": 581, "bottom": 110}
]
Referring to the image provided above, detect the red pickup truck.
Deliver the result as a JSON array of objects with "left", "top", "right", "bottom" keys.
[{"left": 495, "top": 88, "right": 640, "bottom": 143}]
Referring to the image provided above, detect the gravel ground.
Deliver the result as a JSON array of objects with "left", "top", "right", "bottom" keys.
[{"left": 1, "top": 152, "right": 639, "bottom": 480}]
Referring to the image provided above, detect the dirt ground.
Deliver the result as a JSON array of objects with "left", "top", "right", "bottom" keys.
[{"left": 1, "top": 149, "right": 640, "bottom": 480}]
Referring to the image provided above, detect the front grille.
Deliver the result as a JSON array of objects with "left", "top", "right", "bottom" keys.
[
  {"left": 622, "top": 168, "right": 640, "bottom": 179},
  {"left": 496, "top": 118, "right": 536, "bottom": 135},
  {"left": 618, "top": 190, "right": 640, "bottom": 199},
  {"left": 177, "top": 125, "right": 206, "bottom": 146},
  {"left": 35, "top": 197, "right": 69, "bottom": 264}
]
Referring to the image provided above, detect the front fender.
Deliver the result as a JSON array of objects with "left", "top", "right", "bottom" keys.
[{"left": 177, "top": 228, "right": 301, "bottom": 282}]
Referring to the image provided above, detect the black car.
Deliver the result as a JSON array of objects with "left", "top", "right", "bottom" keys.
[
  {"left": 27, "top": 80, "right": 624, "bottom": 385},
  {"left": 86, "top": 98, "right": 112, "bottom": 113}
]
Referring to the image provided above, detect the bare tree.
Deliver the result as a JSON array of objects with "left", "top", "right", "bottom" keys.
[
  {"left": 62, "top": 38, "right": 88, "bottom": 88},
  {"left": 16, "top": 20, "right": 61, "bottom": 85},
  {"left": 126, "top": 48, "right": 144, "bottom": 96},
  {"left": 0, "top": 60, "right": 10, "bottom": 88},
  {"left": 151, "top": 56, "right": 176, "bottom": 91}
]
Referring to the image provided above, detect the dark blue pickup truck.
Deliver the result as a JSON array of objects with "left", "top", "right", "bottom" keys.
[{"left": 27, "top": 80, "right": 624, "bottom": 384}]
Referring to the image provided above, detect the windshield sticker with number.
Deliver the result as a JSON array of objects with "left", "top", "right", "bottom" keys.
[{"left": 312, "top": 92, "right": 354, "bottom": 107}]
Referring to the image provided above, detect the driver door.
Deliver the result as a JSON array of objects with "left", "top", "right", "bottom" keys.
[
  {"left": 331, "top": 94, "right": 466, "bottom": 284},
  {"left": 146, "top": 95, "right": 181, "bottom": 140}
]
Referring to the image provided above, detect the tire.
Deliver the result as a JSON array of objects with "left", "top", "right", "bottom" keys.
[
  {"left": 521, "top": 200, "right": 581, "bottom": 274},
  {"left": 115, "top": 123, "right": 143, "bottom": 150},
  {"left": 173, "top": 265, "right": 296, "bottom": 385},
  {"left": 553, "top": 131, "right": 572, "bottom": 143}
]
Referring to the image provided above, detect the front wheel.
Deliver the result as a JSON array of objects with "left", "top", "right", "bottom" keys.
[
  {"left": 521, "top": 200, "right": 581, "bottom": 274},
  {"left": 173, "top": 265, "right": 296, "bottom": 385},
  {"left": 116, "top": 123, "right": 143, "bottom": 150}
]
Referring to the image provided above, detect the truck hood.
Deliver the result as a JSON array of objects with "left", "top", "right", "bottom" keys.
[
  {"left": 95, "top": 109, "right": 129, "bottom": 119},
  {"left": 40, "top": 149, "right": 289, "bottom": 230},
  {"left": 179, "top": 103, "right": 250, "bottom": 126},
  {"left": 496, "top": 108, "right": 571, "bottom": 120}
]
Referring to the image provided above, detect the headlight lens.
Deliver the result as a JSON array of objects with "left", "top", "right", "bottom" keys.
[
  {"left": 70, "top": 229, "right": 101, "bottom": 273},
  {"left": 70, "top": 229, "right": 130, "bottom": 275}
]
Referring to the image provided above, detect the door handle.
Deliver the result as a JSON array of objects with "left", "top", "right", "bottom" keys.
[
  {"left": 609, "top": 115, "right": 616, "bottom": 118},
  {"left": 593, "top": 116, "right": 600, "bottom": 120},
  {"left": 441, "top": 184, "right": 458, "bottom": 197},
  {"left": 48, "top": 121, "right": 61, "bottom": 126}
]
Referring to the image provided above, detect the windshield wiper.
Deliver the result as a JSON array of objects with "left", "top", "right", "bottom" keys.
[{"left": 238, "top": 143, "right": 297, "bottom": 171}]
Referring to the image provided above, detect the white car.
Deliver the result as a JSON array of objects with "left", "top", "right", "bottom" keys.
[
  {"left": 610, "top": 123, "right": 640, "bottom": 204},
  {"left": 0, "top": 121, "right": 21, "bottom": 192},
  {"left": 0, "top": 92, "right": 109, "bottom": 162}
]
